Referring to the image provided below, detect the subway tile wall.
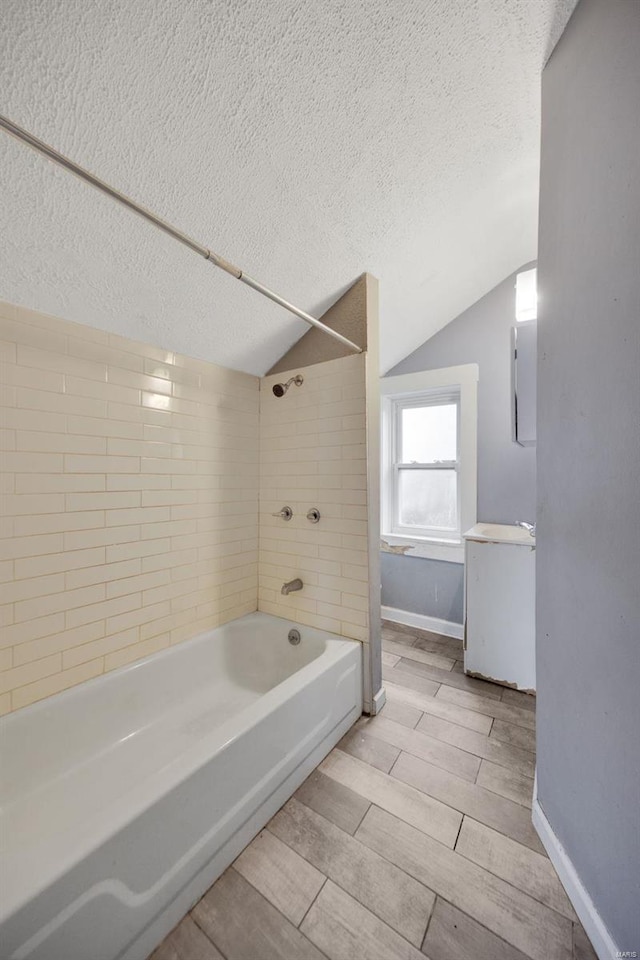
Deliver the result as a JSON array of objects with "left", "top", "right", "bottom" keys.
[
  {"left": 0, "top": 300, "right": 259, "bottom": 713},
  {"left": 259, "top": 355, "right": 370, "bottom": 649}
]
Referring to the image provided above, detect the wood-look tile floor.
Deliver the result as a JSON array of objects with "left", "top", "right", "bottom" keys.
[{"left": 150, "top": 622, "right": 598, "bottom": 960}]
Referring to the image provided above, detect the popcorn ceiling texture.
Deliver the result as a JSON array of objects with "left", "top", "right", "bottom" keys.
[{"left": 0, "top": 0, "right": 577, "bottom": 374}]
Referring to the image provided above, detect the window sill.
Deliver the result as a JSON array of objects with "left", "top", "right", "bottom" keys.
[{"left": 380, "top": 533, "right": 464, "bottom": 564}]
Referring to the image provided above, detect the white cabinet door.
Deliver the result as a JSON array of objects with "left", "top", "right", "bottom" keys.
[{"left": 465, "top": 540, "right": 536, "bottom": 691}]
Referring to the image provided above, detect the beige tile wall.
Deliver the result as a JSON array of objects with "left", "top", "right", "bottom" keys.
[
  {"left": 0, "top": 300, "right": 259, "bottom": 714},
  {"left": 259, "top": 355, "right": 370, "bottom": 649}
]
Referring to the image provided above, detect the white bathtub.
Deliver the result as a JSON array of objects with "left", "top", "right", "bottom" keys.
[{"left": 0, "top": 612, "right": 362, "bottom": 960}]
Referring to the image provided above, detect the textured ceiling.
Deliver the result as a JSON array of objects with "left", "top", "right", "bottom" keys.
[{"left": 0, "top": 0, "right": 577, "bottom": 375}]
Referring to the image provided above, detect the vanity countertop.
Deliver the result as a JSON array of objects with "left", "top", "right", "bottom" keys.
[{"left": 463, "top": 523, "right": 535, "bottom": 547}]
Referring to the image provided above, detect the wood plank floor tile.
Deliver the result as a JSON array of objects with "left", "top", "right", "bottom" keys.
[
  {"left": 382, "top": 626, "right": 418, "bottom": 646},
  {"left": 479, "top": 734, "right": 536, "bottom": 778},
  {"left": 301, "top": 879, "right": 425, "bottom": 960},
  {"left": 456, "top": 819, "right": 577, "bottom": 922},
  {"left": 150, "top": 916, "right": 224, "bottom": 960},
  {"left": 385, "top": 680, "right": 493, "bottom": 734},
  {"left": 422, "top": 897, "right": 530, "bottom": 960},
  {"left": 150, "top": 619, "right": 553, "bottom": 960},
  {"left": 382, "top": 650, "right": 401, "bottom": 667},
  {"left": 382, "top": 619, "right": 419, "bottom": 637},
  {"left": 396, "top": 656, "right": 503, "bottom": 700},
  {"left": 338, "top": 725, "right": 401, "bottom": 773},
  {"left": 294, "top": 768, "right": 371, "bottom": 835},
  {"left": 269, "top": 798, "right": 434, "bottom": 947},
  {"left": 356, "top": 805, "right": 572, "bottom": 960},
  {"left": 380, "top": 697, "right": 423, "bottom": 729},
  {"left": 436, "top": 686, "right": 536, "bottom": 730},
  {"left": 502, "top": 687, "right": 536, "bottom": 712},
  {"left": 491, "top": 718, "right": 537, "bottom": 753},
  {"left": 390, "top": 751, "right": 545, "bottom": 854},
  {"left": 573, "top": 922, "right": 599, "bottom": 960},
  {"left": 477, "top": 758, "right": 534, "bottom": 808},
  {"left": 382, "top": 620, "right": 464, "bottom": 656},
  {"left": 383, "top": 637, "right": 455, "bottom": 671},
  {"left": 412, "top": 635, "right": 465, "bottom": 660},
  {"left": 192, "top": 868, "right": 325, "bottom": 960},
  {"left": 383, "top": 664, "right": 441, "bottom": 698},
  {"left": 233, "top": 829, "right": 325, "bottom": 926},
  {"left": 355, "top": 715, "right": 481, "bottom": 782},
  {"left": 320, "top": 748, "right": 462, "bottom": 848},
  {"left": 415, "top": 711, "right": 536, "bottom": 778},
  {"left": 386, "top": 621, "right": 455, "bottom": 646}
]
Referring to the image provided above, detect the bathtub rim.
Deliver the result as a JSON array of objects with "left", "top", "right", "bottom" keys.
[{"left": 0, "top": 612, "right": 363, "bottom": 927}]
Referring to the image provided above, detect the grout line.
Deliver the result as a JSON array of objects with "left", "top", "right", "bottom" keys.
[
  {"left": 384, "top": 683, "right": 494, "bottom": 738},
  {"left": 420, "top": 894, "right": 437, "bottom": 952},
  {"left": 453, "top": 813, "right": 465, "bottom": 850},
  {"left": 296, "top": 875, "right": 328, "bottom": 929},
  {"left": 387, "top": 749, "right": 403, "bottom": 778},
  {"left": 352, "top": 798, "right": 373, "bottom": 835},
  {"left": 450, "top": 820, "right": 577, "bottom": 923},
  {"left": 271, "top": 789, "right": 446, "bottom": 916},
  {"left": 405, "top": 662, "right": 504, "bottom": 704},
  {"left": 190, "top": 904, "right": 230, "bottom": 960},
  {"left": 352, "top": 719, "right": 482, "bottom": 783},
  {"left": 433, "top": 891, "right": 554, "bottom": 956},
  {"left": 434, "top": 687, "right": 536, "bottom": 733}
]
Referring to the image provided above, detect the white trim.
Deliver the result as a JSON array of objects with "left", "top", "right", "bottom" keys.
[
  {"left": 381, "top": 535, "right": 464, "bottom": 564},
  {"left": 381, "top": 364, "right": 478, "bottom": 563},
  {"left": 532, "top": 777, "right": 620, "bottom": 960},
  {"left": 380, "top": 363, "right": 479, "bottom": 396},
  {"left": 382, "top": 605, "right": 463, "bottom": 640},
  {"left": 370, "top": 686, "right": 387, "bottom": 716}
]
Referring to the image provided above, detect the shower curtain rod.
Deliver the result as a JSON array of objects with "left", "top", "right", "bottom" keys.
[{"left": 0, "top": 114, "right": 363, "bottom": 355}]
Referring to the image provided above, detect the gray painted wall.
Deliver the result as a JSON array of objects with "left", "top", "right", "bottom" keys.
[
  {"left": 382, "top": 265, "right": 537, "bottom": 623},
  {"left": 537, "top": 0, "right": 640, "bottom": 949},
  {"left": 381, "top": 553, "right": 464, "bottom": 624}
]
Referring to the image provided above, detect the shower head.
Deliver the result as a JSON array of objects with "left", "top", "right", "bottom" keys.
[{"left": 272, "top": 374, "right": 303, "bottom": 398}]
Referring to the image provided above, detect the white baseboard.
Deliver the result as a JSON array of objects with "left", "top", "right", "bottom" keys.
[
  {"left": 370, "top": 686, "right": 387, "bottom": 716},
  {"left": 381, "top": 605, "right": 463, "bottom": 640},
  {"left": 532, "top": 777, "right": 619, "bottom": 960}
]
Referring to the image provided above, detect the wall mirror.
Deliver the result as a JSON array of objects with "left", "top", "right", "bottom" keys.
[{"left": 512, "top": 319, "right": 537, "bottom": 446}]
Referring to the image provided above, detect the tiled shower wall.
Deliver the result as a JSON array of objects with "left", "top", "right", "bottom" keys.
[
  {"left": 259, "top": 355, "right": 370, "bottom": 654},
  {"left": 0, "top": 300, "right": 259, "bottom": 714}
]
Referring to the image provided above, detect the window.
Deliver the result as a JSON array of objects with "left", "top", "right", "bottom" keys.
[
  {"left": 381, "top": 365, "right": 478, "bottom": 563},
  {"left": 392, "top": 392, "right": 460, "bottom": 537},
  {"left": 515, "top": 267, "right": 537, "bottom": 322}
]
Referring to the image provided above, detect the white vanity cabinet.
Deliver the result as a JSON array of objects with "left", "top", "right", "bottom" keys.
[{"left": 463, "top": 524, "right": 536, "bottom": 693}]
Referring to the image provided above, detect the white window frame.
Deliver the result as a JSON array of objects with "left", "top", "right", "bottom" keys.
[
  {"left": 381, "top": 364, "right": 478, "bottom": 564},
  {"left": 390, "top": 389, "right": 461, "bottom": 539}
]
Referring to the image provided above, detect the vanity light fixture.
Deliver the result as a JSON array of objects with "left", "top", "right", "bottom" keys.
[{"left": 515, "top": 267, "right": 538, "bottom": 322}]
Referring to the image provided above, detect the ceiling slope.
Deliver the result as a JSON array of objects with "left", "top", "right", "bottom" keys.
[{"left": 0, "top": 0, "right": 577, "bottom": 374}]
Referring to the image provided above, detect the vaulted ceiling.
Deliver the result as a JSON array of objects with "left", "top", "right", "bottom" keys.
[{"left": 0, "top": 0, "right": 577, "bottom": 374}]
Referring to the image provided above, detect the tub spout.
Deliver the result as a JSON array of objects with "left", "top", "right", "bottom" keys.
[{"left": 281, "top": 578, "right": 303, "bottom": 595}]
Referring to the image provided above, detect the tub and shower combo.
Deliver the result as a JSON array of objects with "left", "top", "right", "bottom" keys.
[{"left": 0, "top": 612, "right": 363, "bottom": 960}]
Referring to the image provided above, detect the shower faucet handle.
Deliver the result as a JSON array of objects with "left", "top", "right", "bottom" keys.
[
  {"left": 306, "top": 508, "right": 321, "bottom": 523},
  {"left": 272, "top": 506, "right": 293, "bottom": 521}
]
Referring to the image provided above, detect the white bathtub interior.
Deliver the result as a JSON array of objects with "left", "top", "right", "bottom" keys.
[{"left": 0, "top": 611, "right": 363, "bottom": 960}]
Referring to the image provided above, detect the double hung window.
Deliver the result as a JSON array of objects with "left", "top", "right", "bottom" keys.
[{"left": 381, "top": 365, "right": 478, "bottom": 563}]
